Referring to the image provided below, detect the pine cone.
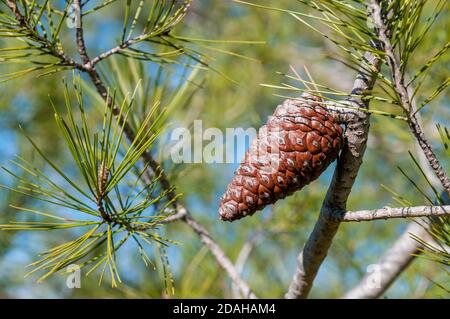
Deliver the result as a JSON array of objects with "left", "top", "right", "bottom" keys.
[{"left": 219, "top": 93, "right": 344, "bottom": 222}]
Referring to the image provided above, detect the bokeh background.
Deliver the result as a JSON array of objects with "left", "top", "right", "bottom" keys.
[{"left": 0, "top": 0, "right": 448, "bottom": 298}]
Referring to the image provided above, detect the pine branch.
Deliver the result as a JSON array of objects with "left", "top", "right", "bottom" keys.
[
  {"left": 285, "top": 46, "right": 381, "bottom": 298},
  {"left": 89, "top": 0, "right": 192, "bottom": 67},
  {"left": 69, "top": 1, "right": 256, "bottom": 298},
  {"left": 336, "top": 205, "right": 450, "bottom": 222},
  {"left": 90, "top": 33, "right": 155, "bottom": 67},
  {"left": 285, "top": 0, "right": 448, "bottom": 299},
  {"left": 370, "top": 0, "right": 450, "bottom": 196},
  {"left": 184, "top": 215, "right": 256, "bottom": 299},
  {"left": 74, "top": 0, "right": 90, "bottom": 65},
  {"left": 4, "top": 0, "right": 82, "bottom": 69},
  {"left": 2, "top": 0, "right": 255, "bottom": 298}
]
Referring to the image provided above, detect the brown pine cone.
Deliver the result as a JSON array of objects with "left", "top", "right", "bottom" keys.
[{"left": 219, "top": 93, "right": 344, "bottom": 222}]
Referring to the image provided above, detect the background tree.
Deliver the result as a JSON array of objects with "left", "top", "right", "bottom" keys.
[{"left": 0, "top": 0, "right": 448, "bottom": 298}]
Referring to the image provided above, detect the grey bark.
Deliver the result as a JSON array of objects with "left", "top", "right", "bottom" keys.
[{"left": 285, "top": 48, "right": 381, "bottom": 298}]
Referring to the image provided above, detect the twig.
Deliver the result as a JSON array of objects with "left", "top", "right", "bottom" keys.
[
  {"left": 411, "top": 88, "right": 442, "bottom": 189},
  {"left": 231, "top": 210, "right": 274, "bottom": 298},
  {"left": 285, "top": 46, "right": 381, "bottom": 298},
  {"left": 88, "top": 0, "right": 192, "bottom": 66},
  {"left": 74, "top": 0, "right": 90, "bottom": 65},
  {"left": 343, "top": 83, "right": 448, "bottom": 298},
  {"left": 343, "top": 221, "right": 430, "bottom": 299},
  {"left": 90, "top": 34, "right": 151, "bottom": 67},
  {"left": 183, "top": 215, "right": 256, "bottom": 299},
  {"left": 158, "top": 207, "right": 188, "bottom": 224},
  {"left": 4, "top": 1, "right": 82, "bottom": 69},
  {"left": 335, "top": 205, "right": 450, "bottom": 222},
  {"left": 69, "top": 2, "right": 179, "bottom": 207},
  {"left": 230, "top": 232, "right": 262, "bottom": 298},
  {"left": 370, "top": 0, "right": 450, "bottom": 196},
  {"left": 96, "top": 161, "right": 112, "bottom": 223}
]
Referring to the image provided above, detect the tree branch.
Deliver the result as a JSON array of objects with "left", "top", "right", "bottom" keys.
[
  {"left": 88, "top": 0, "right": 192, "bottom": 67},
  {"left": 335, "top": 205, "right": 450, "bottom": 222},
  {"left": 184, "top": 215, "right": 256, "bottom": 299},
  {"left": 90, "top": 34, "right": 150, "bottom": 67},
  {"left": 231, "top": 210, "right": 274, "bottom": 298},
  {"left": 6, "top": 0, "right": 256, "bottom": 299},
  {"left": 4, "top": 0, "right": 82, "bottom": 69},
  {"left": 74, "top": 0, "right": 90, "bottom": 65},
  {"left": 343, "top": 221, "right": 430, "bottom": 299},
  {"left": 343, "top": 90, "right": 449, "bottom": 298},
  {"left": 370, "top": 0, "right": 450, "bottom": 196},
  {"left": 74, "top": 3, "right": 255, "bottom": 299},
  {"left": 285, "top": 46, "right": 381, "bottom": 298}
]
